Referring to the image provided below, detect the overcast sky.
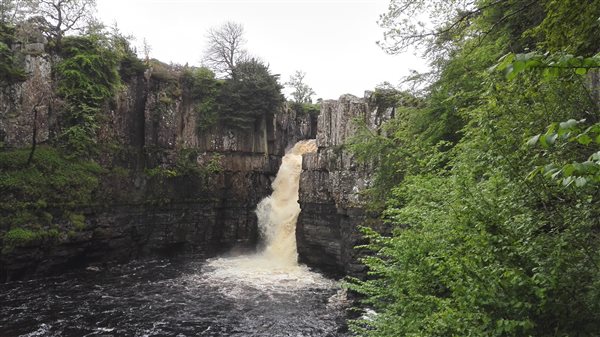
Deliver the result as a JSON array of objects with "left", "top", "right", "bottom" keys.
[{"left": 96, "top": 0, "right": 427, "bottom": 100}]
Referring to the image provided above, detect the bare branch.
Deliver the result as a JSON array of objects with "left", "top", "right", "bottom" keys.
[
  {"left": 202, "top": 21, "right": 248, "bottom": 78},
  {"left": 37, "top": 0, "right": 96, "bottom": 44}
]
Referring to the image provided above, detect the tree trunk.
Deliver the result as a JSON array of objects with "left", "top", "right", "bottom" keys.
[
  {"left": 263, "top": 115, "right": 268, "bottom": 158},
  {"left": 26, "top": 106, "right": 39, "bottom": 166}
]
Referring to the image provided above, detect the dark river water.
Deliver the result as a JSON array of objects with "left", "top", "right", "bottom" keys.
[{"left": 0, "top": 257, "right": 349, "bottom": 337}]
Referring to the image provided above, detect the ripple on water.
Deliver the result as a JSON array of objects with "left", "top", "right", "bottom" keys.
[{"left": 0, "top": 259, "right": 348, "bottom": 337}]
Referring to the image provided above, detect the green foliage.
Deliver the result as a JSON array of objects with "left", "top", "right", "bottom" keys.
[
  {"left": 182, "top": 67, "right": 221, "bottom": 132},
  {"left": 2, "top": 227, "right": 60, "bottom": 252},
  {"left": 181, "top": 60, "right": 283, "bottom": 133},
  {"left": 347, "top": 87, "right": 445, "bottom": 208},
  {"left": 529, "top": 0, "right": 600, "bottom": 55},
  {"left": 149, "top": 59, "right": 178, "bottom": 83},
  {"left": 289, "top": 101, "right": 320, "bottom": 116},
  {"left": 4, "top": 228, "right": 38, "bottom": 246},
  {"left": 0, "top": 23, "right": 26, "bottom": 84},
  {"left": 68, "top": 213, "right": 86, "bottom": 230},
  {"left": 0, "top": 146, "right": 102, "bottom": 239},
  {"left": 348, "top": 1, "right": 600, "bottom": 336},
  {"left": 218, "top": 59, "right": 284, "bottom": 129},
  {"left": 144, "top": 150, "right": 222, "bottom": 179},
  {"left": 56, "top": 35, "right": 120, "bottom": 157},
  {"left": 495, "top": 52, "right": 600, "bottom": 80},
  {"left": 111, "top": 35, "right": 146, "bottom": 80},
  {"left": 527, "top": 119, "right": 600, "bottom": 188},
  {"left": 285, "top": 70, "right": 316, "bottom": 104}
]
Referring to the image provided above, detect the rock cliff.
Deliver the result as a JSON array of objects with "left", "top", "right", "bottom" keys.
[
  {"left": 0, "top": 34, "right": 317, "bottom": 281},
  {"left": 0, "top": 26, "right": 381, "bottom": 282},
  {"left": 297, "top": 94, "right": 392, "bottom": 277}
]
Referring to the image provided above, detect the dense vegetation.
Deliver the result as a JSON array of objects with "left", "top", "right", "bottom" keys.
[
  {"left": 181, "top": 59, "right": 284, "bottom": 132},
  {"left": 346, "top": 0, "right": 600, "bottom": 336}
]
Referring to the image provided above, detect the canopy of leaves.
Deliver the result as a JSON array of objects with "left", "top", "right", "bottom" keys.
[
  {"left": 347, "top": 1, "right": 600, "bottom": 336},
  {"left": 0, "top": 23, "right": 26, "bottom": 84},
  {"left": 286, "top": 70, "right": 315, "bottom": 104},
  {"left": 56, "top": 34, "right": 120, "bottom": 156},
  {"left": 192, "top": 59, "right": 283, "bottom": 132}
]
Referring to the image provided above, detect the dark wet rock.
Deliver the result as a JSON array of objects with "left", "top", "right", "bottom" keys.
[
  {"left": 0, "top": 35, "right": 316, "bottom": 281},
  {"left": 297, "top": 93, "right": 392, "bottom": 277}
]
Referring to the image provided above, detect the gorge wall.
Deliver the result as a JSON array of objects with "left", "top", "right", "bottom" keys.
[
  {"left": 0, "top": 33, "right": 317, "bottom": 281},
  {"left": 297, "top": 94, "right": 391, "bottom": 277},
  {"left": 0, "top": 27, "right": 383, "bottom": 281}
]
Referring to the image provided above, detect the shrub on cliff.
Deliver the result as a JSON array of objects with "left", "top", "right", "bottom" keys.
[
  {"left": 0, "top": 146, "right": 102, "bottom": 250},
  {"left": 191, "top": 58, "right": 284, "bottom": 132},
  {"left": 56, "top": 34, "right": 120, "bottom": 157},
  {"left": 0, "top": 24, "right": 26, "bottom": 84},
  {"left": 218, "top": 58, "right": 284, "bottom": 129}
]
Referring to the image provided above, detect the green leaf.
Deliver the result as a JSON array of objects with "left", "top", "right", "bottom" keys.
[
  {"left": 563, "top": 164, "right": 575, "bottom": 176},
  {"left": 527, "top": 134, "right": 540, "bottom": 146},
  {"left": 577, "top": 134, "right": 593, "bottom": 145},
  {"left": 562, "top": 176, "right": 575, "bottom": 187},
  {"left": 546, "top": 133, "right": 558, "bottom": 145},
  {"left": 559, "top": 119, "right": 578, "bottom": 130},
  {"left": 575, "top": 68, "right": 588, "bottom": 75},
  {"left": 507, "top": 61, "right": 526, "bottom": 80},
  {"left": 575, "top": 177, "right": 587, "bottom": 187}
]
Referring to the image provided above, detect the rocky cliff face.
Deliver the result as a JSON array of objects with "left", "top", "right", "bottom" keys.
[
  {"left": 0, "top": 27, "right": 380, "bottom": 282},
  {"left": 297, "top": 94, "right": 392, "bottom": 277},
  {"left": 0, "top": 35, "right": 317, "bottom": 281}
]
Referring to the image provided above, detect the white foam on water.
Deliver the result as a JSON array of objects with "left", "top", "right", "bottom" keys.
[{"left": 199, "top": 140, "right": 336, "bottom": 298}]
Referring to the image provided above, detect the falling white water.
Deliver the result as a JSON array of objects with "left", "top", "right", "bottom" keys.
[
  {"left": 201, "top": 140, "right": 336, "bottom": 298},
  {"left": 256, "top": 139, "right": 318, "bottom": 266}
]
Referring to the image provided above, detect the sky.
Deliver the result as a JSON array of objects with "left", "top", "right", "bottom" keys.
[{"left": 96, "top": 0, "right": 428, "bottom": 100}]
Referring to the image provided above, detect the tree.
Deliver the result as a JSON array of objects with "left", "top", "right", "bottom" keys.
[
  {"left": 202, "top": 21, "right": 248, "bottom": 78},
  {"left": 378, "top": 0, "right": 546, "bottom": 57},
  {"left": 285, "top": 70, "right": 315, "bottom": 104},
  {"left": 23, "top": 62, "right": 51, "bottom": 165},
  {"left": 142, "top": 37, "right": 151, "bottom": 63},
  {"left": 219, "top": 58, "right": 283, "bottom": 128},
  {"left": 37, "top": 0, "right": 96, "bottom": 47},
  {"left": 346, "top": 1, "right": 600, "bottom": 336},
  {"left": 0, "top": 0, "right": 35, "bottom": 24}
]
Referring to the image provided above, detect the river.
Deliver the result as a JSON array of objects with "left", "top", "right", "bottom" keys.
[
  {"left": 0, "top": 257, "right": 348, "bottom": 336},
  {"left": 1, "top": 140, "right": 349, "bottom": 336}
]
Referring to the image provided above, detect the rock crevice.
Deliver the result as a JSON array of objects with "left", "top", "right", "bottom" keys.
[{"left": 297, "top": 93, "right": 392, "bottom": 277}]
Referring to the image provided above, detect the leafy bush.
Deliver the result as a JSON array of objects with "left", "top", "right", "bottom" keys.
[
  {"left": 346, "top": 1, "right": 600, "bottom": 336},
  {"left": 3, "top": 228, "right": 38, "bottom": 246},
  {"left": 0, "top": 146, "right": 102, "bottom": 237},
  {"left": 0, "top": 24, "right": 26, "bottom": 84},
  {"left": 149, "top": 59, "right": 178, "bottom": 83},
  {"left": 218, "top": 59, "right": 284, "bottom": 130},
  {"left": 144, "top": 150, "right": 222, "bottom": 179},
  {"left": 181, "top": 67, "right": 221, "bottom": 132},
  {"left": 289, "top": 101, "right": 320, "bottom": 116},
  {"left": 56, "top": 35, "right": 120, "bottom": 156}
]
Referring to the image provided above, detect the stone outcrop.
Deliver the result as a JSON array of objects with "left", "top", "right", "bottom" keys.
[
  {"left": 297, "top": 94, "right": 392, "bottom": 277},
  {"left": 0, "top": 25, "right": 378, "bottom": 282},
  {"left": 0, "top": 33, "right": 317, "bottom": 281}
]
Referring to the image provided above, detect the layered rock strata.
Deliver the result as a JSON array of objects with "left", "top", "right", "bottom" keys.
[
  {"left": 297, "top": 94, "right": 392, "bottom": 277},
  {"left": 0, "top": 35, "right": 317, "bottom": 281}
]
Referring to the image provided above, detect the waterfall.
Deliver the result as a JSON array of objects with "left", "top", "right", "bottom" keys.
[
  {"left": 202, "top": 140, "right": 334, "bottom": 297},
  {"left": 255, "top": 139, "right": 317, "bottom": 266}
]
